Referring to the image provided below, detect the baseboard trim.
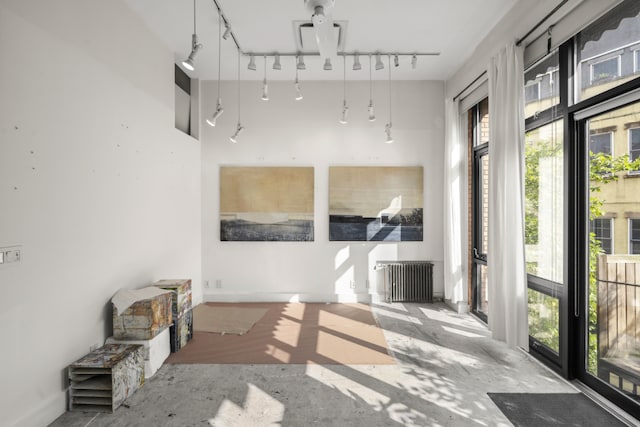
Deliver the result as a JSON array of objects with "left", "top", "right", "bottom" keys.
[
  {"left": 203, "top": 292, "right": 377, "bottom": 304},
  {"left": 10, "top": 389, "right": 66, "bottom": 427}
]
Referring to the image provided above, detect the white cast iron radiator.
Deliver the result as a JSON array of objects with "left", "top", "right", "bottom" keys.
[{"left": 376, "top": 261, "right": 434, "bottom": 303}]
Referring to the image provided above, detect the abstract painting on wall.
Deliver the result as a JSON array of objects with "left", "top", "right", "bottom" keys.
[
  {"left": 220, "top": 167, "right": 314, "bottom": 241},
  {"left": 329, "top": 166, "right": 423, "bottom": 241}
]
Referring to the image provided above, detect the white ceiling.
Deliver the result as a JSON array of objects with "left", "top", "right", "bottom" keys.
[{"left": 123, "top": 0, "right": 518, "bottom": 81}]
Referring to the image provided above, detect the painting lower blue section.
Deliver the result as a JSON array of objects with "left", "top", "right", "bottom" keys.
[
  {"left": 329, "top": 210, "right": 423, "bottom": 242},
  {"left": 221, "top": 219, "right": 314, "bottom": 242}
]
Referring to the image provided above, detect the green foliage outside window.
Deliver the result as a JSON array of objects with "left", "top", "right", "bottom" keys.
[
  {"left": 587, "top": 152, "right": 640, "bottom": 374},
  {"left": 525, "top": 138, "right": 640, "bottom": 374}
]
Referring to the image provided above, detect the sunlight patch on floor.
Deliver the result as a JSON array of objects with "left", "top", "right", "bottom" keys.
[{"left": 208, "top": 383, "right": 284, "bottom": 427}]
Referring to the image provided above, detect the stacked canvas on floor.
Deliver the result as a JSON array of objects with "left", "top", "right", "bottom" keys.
[
  {"left": 105, "top": 329, "right": 170, "bottom": 379},
  {"left": 153, "top": 279, "right": 193, "bottom": 352},
  {"left": 110, "top": 286, "right": 174, "bottom": 378}
]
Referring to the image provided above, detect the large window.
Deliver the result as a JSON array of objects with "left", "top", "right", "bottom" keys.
[
  {"left": 525, "top": 107, "right": 563, "bottom": 364},
  {"left": 519, "top": 0, "right": 640, "bottom": 415},
  {"left": 585, "top": 100, "right": 640, "bottom": 408}
]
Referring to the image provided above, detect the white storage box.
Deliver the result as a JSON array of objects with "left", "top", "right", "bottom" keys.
[{"left": 105, "top": 327, "right": 170, "bottom": 378}]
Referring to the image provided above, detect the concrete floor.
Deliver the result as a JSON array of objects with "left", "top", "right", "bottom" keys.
[{"left": 51, "top": 302, "right": 592, "bottom": 426}]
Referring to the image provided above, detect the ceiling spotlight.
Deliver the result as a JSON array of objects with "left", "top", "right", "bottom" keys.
[
  {"left": 273, "top": 54, "right": 281, "bottom": 71},
  {"left": 339, "top": 101, "right": 349, "bottom": 124},
  {"left": 368, "top": 100, "right": 376, "bottom": 122},
  {"left": 296, "top": 55, "right": 306, "bottom": 70},
  {"left": 207, "top": 13, "right": 224, "bottom": 127},
  {"left": 353, "top": 54, "right": 362, "bottom": 71},
  {"left": 385, "top": 123, "right": 394, "bottom": 143},
  {"left": 230, "top": 49, "right": 244, "bottom": 143},
  {"left": 385, "top": 54, "right": 394, "bottom": 143},
  {"left": 206, "top": 98, "right": 224, "bottom": 127},
  {"left": 222, "top": 22, "right": 232, "bottom": 40},
  {"left": 411, "top": 54, "right": 417, "bottom": 69},
  {"left": 182, "top": 0, "right": 202, "bottom": 71},
  {"left": 261, "top": 56, "right": 269, "bottom": 100},
  {"left": 368, "top": 55, "right": 376, "bottom": 122},
  {"left": 339, "top": 56, "right": 348, "bottom": 124},
  {"left": 375, "top": 53, "right": 384, "bottom": 70},
  {"left": 295, "top": 76, "right": 303, "bottom": 101},
  {"left": 324, "top": 58, "right": 332, "bottom": 71},
  {"left": 182, "top": 45, "right": 200, "bottom": 71},
  {"left": 247, "top": 54, "right": 256, "bottom": 71},
  {"left": 394, "top": 54, "right": 399, "bottom": 67},
  {"left": 229, "top": 123, "right": 244, "bottom": 143}
]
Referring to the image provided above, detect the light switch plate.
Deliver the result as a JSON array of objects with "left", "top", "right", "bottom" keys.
[{"left": 5, "top": 250, "right": 20, "bottom": 263}]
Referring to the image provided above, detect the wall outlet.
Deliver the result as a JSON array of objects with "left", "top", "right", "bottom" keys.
[
  {"left": 215, "top": 279, "right": 222, "bottom": 288},
  {"left": 204, "top": 280, "right": 210, "bottom": 288},
  {"left": 350, "top": 280, "right": 356, "bottom": 289},
  {"left": 365, "top": 279, "right": 370, "bottom": 289}
]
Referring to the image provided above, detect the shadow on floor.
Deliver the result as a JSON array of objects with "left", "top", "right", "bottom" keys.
[{"left": 50, "top": 303, "right": 575, "bottom": 427}]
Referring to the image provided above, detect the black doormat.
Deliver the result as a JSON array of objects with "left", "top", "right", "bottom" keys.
[{"left": 487, "top": 393, "right": 626, "bottom": 426}]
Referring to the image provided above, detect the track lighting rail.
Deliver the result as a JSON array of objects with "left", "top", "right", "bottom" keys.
[
  {"left": 211, "top": 0, "right": 439, "bottom": 59},
  {"left": 240, "top": 52, "right": 440, "bottom": 57}
]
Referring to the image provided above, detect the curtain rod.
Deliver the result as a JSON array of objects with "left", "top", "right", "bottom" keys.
[
  {"left": 453, "top": 71, "right": 487, "bottom": 102},
  {"left": 453, "top": 0, "right": 570, "bottom": 101},
  {"left": 516, "top": 0, "right": 569, "bottom": 46}
]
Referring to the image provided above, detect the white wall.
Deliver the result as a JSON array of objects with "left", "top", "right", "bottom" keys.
[
  {"left": 0, "top": 1, "right": 201, "bottom": 425},
  {"left": 201, "top": 80, "right": 444, "bottom": 302}
]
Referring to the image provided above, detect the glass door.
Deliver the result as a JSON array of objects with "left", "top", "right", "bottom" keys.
[
  {"left": 471, "top": 98, "right": 490, "bottom": 321},
  {"left": 578, "top": 97, "right": 640, "bottom": 417},
  {"left": 472, "top": 147, "right": 489, "bottom": 320}
]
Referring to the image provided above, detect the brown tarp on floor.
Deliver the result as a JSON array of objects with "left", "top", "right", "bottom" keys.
[{"left": 167, "top": 302, "right": 395, "bottom": 365}]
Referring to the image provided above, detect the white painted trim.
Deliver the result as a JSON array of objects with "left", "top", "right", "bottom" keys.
[{"left": 204, "top": 292, "right": 375, "bottom": 304}]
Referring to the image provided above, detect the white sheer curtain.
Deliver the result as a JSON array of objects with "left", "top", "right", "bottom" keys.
[
  {"left": 443, "top": 98, "right": 465, "bottom": 307},
  {"left": 487, "top": 43, "right": 529, "bottom": 350}
]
